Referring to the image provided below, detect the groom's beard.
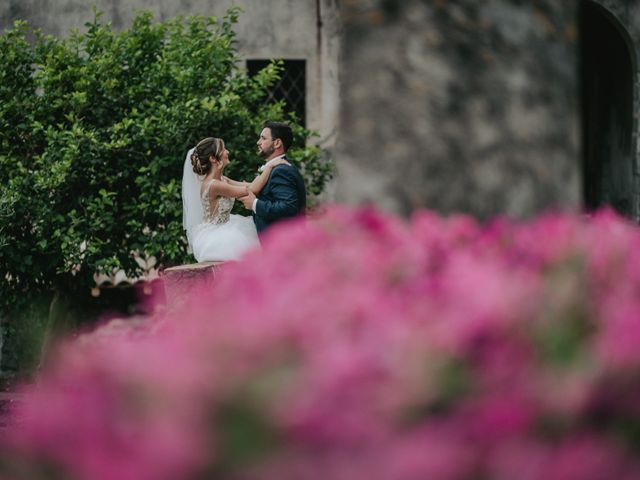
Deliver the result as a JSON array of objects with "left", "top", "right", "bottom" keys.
[{"left": 259, "top": 145, "right": 275, "bottom": 159}]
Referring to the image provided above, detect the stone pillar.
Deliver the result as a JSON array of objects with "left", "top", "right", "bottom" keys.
[
  {"left": 335, "top": 0, "right": 581, "bottom": 219},
  {"left": 161, "top": 261, "right": 225, "bottom": 307}
]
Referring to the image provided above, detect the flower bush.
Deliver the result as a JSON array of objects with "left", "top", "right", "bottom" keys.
[{"left": 2, "top": 205, "right": 640, "bottom": 479}]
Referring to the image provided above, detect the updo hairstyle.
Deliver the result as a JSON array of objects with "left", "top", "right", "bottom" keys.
[{"left": 191, "top": 137, "right": 225, "bottom": 175}]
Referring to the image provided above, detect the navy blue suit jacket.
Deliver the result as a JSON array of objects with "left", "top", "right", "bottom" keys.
[{"left": 254, "top": 161, "right": 306, "bottom": 234}]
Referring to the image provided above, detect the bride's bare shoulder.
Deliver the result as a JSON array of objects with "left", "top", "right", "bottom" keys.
[{"left": 200, "top": 178, "right": 217, "bottom": 196}]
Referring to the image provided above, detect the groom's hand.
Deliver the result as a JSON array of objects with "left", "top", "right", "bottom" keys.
[{"left": 239, "top": 190, "right": 256, "bottom": 210}]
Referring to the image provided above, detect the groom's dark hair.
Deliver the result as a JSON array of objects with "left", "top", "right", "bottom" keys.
[{"left": 263, "top": 120, "right": 293, "bottom": 151}]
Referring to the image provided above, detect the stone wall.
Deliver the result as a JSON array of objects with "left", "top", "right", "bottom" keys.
[{"left": 335, "top": 0, "right": 581, "bottom": 219}]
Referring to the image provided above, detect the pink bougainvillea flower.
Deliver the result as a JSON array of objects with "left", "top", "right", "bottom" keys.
[{"left": 2, "top": 205, "right": 640, "bottom": 480}]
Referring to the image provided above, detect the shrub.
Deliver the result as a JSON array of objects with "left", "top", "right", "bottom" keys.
[
  {"left": 2, "top": 206, "right": 640, "bottom": 479},
  {"left": 0, "top": 7, "right": 331, "bottom": 317}
]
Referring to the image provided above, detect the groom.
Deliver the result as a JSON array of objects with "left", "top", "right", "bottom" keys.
[{"left": 239, "top": 120, "right": 306, "bottom": 234}]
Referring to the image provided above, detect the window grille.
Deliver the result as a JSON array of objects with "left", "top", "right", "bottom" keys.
[{"left": 247, "top": 59, "right": 306, "bottom": 127}]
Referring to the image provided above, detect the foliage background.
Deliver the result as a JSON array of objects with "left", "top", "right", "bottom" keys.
[{"left": 0, "top": 8, "right": 333, "bottom": 373}]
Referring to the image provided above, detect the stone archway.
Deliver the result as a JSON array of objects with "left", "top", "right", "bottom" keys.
[{"left": 580, "top": 0, "right": 636, "bottom": 216}]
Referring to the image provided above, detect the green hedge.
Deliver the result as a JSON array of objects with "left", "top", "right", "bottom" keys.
[{"left": 0, "top": 8, "right": 332, "bottom": 315}]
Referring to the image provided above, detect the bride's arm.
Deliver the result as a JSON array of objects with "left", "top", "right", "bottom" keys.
[
  {"left": 222, "top": 177, "right": 248, "bottom": 187},
  {"left": 209, "top": 181, "right": 251, "bottom": 199},
  {"left": 216, "top": 160, "right": 288, "bottom": 198},
  {"left": 246, "top": 159, "right": 289, "bottom": 194}
]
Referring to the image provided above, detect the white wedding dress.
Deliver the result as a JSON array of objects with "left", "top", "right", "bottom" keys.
[
  {"left": 191, "top": 179, "right": 259, "bottom": 262},
  {"left": 182, "top": 148, "right": 259, "bottom": 262}
]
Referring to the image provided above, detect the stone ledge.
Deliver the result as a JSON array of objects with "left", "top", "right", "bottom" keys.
[{"left": 161, "top": 261, "right": 226, "bottom": 306}]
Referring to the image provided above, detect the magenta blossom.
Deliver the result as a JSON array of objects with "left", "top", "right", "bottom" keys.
[{"left": 2, "top": 205, "right": 640, "bottom": 479}]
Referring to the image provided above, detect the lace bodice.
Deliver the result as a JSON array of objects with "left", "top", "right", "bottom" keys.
[{"left": 201, "top": 179, "right": 235, "bottom": 225}]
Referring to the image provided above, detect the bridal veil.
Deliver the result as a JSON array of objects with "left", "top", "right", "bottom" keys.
[{"left": 181, "top": 147, "right": 204, "bottom": 250}]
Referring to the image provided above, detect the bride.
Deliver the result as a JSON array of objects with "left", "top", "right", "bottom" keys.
[{"left": 181, "top": 136, "right": 287, "bottom": 262}]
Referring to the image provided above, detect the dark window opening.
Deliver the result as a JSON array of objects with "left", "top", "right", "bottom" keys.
[
  {"left": 579, "top": 0, "right": 635, "bottom": 217},
  {"left": 247, "top": 59, "right": 306, "bottom": 127}
]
